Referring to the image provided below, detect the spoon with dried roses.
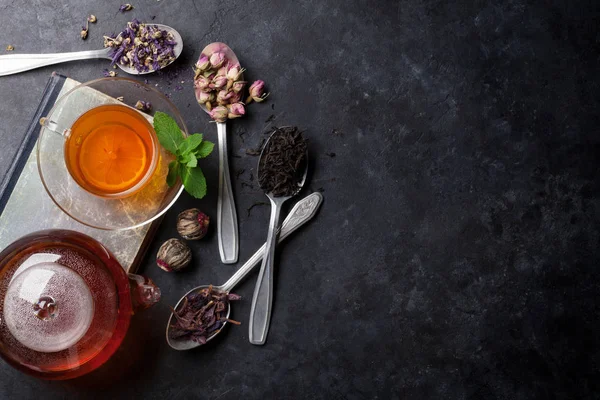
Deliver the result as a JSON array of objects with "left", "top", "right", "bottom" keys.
[
  {"left": 0, "top": 24, "right": 183, "bottom": 76},
  {"left": 166, "top": 192, "right": 323, "bottom": 350},
  {"left": 195, "top": 42, "right": 241, "bottom": 265}
]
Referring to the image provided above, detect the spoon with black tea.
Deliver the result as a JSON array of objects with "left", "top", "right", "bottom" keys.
[
  {"left": 248, "top": 127, "right": 308, "bottom": 345},
  {"left": 0, "top": 24, "right": 183, "bottom": 76},
  {"left": 166, "top": 192, "right": 322, "bottom": 350}
]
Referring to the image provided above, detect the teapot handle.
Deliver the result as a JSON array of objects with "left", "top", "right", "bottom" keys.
[{"left": 128, "top": 274, "right": 161, "bottom": 312}]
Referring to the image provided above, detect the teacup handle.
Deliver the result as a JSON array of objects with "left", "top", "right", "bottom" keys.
[{"left": 39, "top": 117, "right": 70, "bottom": 138}]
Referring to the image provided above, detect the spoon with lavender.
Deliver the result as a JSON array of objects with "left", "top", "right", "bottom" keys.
[
  {"left": 248, "top": 126, "right": 308, "bottom": 345},
  {"left": 193, "top": 42, "right": 242, "bottom": 264},
  {"left": 167, "top": 192, "right": 322, "bottom": 350},
  {"left": 0, "top": 21, "right": 182, "bottom": 76}
]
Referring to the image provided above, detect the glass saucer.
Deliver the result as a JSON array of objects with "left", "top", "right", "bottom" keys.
[{"left": 37, "top": 77, "right": 187, "bottom": 231}]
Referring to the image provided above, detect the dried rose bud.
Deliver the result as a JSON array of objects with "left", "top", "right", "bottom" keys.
[
  {"left": 232, "top": 80, "right": 247, "bottom": 93},
  {"left": 216, "top": 65, "right": 228, "bottom": 77},
  {"left": 196, "top": 55, "right": 210, "bottom": 71},
  {"left": 226, "top": 65, "right": 244, "bottom": 81},
  {"left": 227, "top": 102, "right": 245, "bottom": 119},
  {"left": 157, "top": 239, "right": 191, "bottom": 272},
  {"left": 229, "top": 91, "right": 242, "bottom": 104},
  {"left": 209, "top": 105, "right": 228, "bottom": 122},
  {"left": 88, "top": 15, "right": 97, "bottom": 23},
  {"left": 209, "top": 52, "right": 226, "bottom": 68},
  {"left": 198, "top": 91, "right": 214, "bottom": 104},
  {"left": 119, "top": 3, "right": 133, "bottom": 12},
  {"left": 211, "top": 75, "right": 228, "bottom": 90},
  {"left": 80, "top": 27, "right": 88, "bottom": 40},
  {"left": 194, "top": 75, "right": 211, "bottom": 90},
  {"left": 216, "top": 90, "right": 233, "bottom": 105},
  {"left": 246, "top": 80, "right": 269, "bottom": 103},
  {"left": 177, "top": 209, "right": 210, "bottom": 240}
]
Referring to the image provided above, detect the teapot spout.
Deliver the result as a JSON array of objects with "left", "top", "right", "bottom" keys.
[{"left": 128, "top": 274, "right": 161, "bottom": 312}]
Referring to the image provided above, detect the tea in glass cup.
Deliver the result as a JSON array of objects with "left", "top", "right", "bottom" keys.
[{"left": 64, "top": 104, "right": 159, "bottom": 198}]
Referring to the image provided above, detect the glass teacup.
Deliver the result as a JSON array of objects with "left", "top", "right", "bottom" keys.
[{"left": 38, "top": 77, "right": 187, "bottom": 230}]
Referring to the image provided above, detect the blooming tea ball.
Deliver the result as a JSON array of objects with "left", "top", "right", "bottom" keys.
[
  {"left": 177, "top": 209, "right": 210, "bottom": 240},
  {"left": 157, "top": 239, "right": 191, "bottom": 272}
]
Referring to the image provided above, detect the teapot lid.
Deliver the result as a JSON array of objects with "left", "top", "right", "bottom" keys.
[{"left": 3, "top": 261, "right": 94, "bottom": 353}]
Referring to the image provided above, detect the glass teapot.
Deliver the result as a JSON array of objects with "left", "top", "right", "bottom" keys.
[{"left": 0, "top": 230, "right": 160, "bottom": 380}]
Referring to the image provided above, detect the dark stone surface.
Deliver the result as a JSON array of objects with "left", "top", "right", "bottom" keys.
[{"left": 0, "top": 0, "right": 599, "bottom": 398}]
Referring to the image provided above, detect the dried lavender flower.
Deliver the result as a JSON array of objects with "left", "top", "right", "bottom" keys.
[
  {"left": 104, "top": 19, "right": 177, "bottom": 73},
  {"left": 135, "top": 100, "right": 152, "bottom": 112},
  {"left": 102, "top": 69, "right": 118, "bottom": 77},
  {"left": 80, "top": 26, "right": 88, "bottom": 40},
  {"left": 119, "top": 3, "right": 133, "bottom": 12}
]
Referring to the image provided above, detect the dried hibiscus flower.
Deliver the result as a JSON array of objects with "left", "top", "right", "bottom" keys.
[{"left": 169, "top": 285, "right": 241, "bottom": 344}]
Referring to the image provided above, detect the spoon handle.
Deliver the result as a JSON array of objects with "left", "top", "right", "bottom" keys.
[
  {"left": 220, "top": 192, "right": 323, "bottom": 293},
  {"left": 249, "top": 197, "right": 284, "bottom": 345},
  {"left": 216, "top": 122, "right": 239, "bottom": 264},
  {"left": 0, "top": 49, "right": 111, "bottom": 77}
]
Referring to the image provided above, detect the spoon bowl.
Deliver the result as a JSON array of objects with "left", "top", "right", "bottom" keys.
[
  {"left": 115, "top": 24, "right": 184, "bottom": 75},
  {"left": 194, "top": 42, "right": 242, "bottom": 113},
  {"left": 166, "top": 285, "right": 230, "bottom": 351}
]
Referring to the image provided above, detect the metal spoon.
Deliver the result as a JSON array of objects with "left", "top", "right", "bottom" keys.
[
  {"left": 248, "top": 130, "right": 309, "bottom": 345},
  {"left": 0, "top": 24, "right": 183, "bottom": 76},
  {"left": 195, "top": 42, "right": 240, "bottom": 264},
  {"left": 166, "top": 192, "right": 323, "bottom": 350}
]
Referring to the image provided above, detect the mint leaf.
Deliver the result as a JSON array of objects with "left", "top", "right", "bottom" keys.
[
  {"left": 153, "top": 112, "right": 184, "bottom": 154},
  {"left": 167, "top": 161, "right": 179, "bottom": 187},
  {"left": 180, "top": 166, "right": 207, "bottom": 199},
  {"left": 179, "top": 152, "right": 194, "bottom": 165},
  {"left": 178, "top": 133, "right": 204, "bottom": 155},
  {"left": 186, "top": 157, "right": 198, "bottom": 168},
  {"left": 194, "top": 140, "right": 215, "bottom": 159}
]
